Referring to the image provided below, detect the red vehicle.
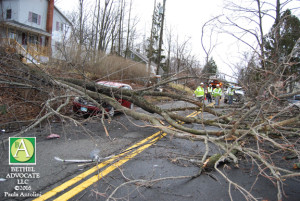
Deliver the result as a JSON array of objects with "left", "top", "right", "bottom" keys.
[{"left": 73, "top": 81, "right": 133, "bottom": 117}]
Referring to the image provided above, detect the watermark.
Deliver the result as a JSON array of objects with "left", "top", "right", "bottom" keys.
[
  {"left": 3, "top": 137, "right": 41, "bottom": 198},
  {"left": 4, "top": 167, "right": 41, "bottom": 198},
  {"left": 9, "top": 137, "right": 36, "bottom": 165}
]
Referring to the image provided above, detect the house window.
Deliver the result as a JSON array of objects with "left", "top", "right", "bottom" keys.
[
  {"left": 56, "top": 22, "right": 60, "bottom": 31},
  {"left": 9, "top": 32, "right": 16, "bottom": 39},
  {"left": 6, "top": 9, "right": 12, "bottom": 19},
  {"left": 28, "top": 12, "right": 41, "bottom": 25},
  {"left": 56, "top": 22, "right": 65, "bottom": 32},
  {"left": 32, "top": 13, "right": 38, "bottom": 23}
]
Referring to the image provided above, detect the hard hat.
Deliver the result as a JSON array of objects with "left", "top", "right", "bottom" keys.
[
  {"left": 216, "top": 84, "right": 220, "bottom": 86},
  {"left": 200, "top": 82, "right": 204, "bottom": 85}
]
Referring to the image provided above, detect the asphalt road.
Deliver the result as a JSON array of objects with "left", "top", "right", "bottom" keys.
[{"left": 0, "top": 101, "right": 299, "bottom": 201}]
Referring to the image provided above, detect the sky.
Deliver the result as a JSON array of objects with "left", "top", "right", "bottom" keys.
[
  {"left": 55, "top": 0, "right": 224, "bottom": 56},
  {"left": 55, "top": 0, "right": 300, "bottom": 80}
]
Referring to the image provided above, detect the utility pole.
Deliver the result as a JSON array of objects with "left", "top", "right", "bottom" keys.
[
  {"left": 156, "top": 0, "right": 166, "bottom": 76},
  {"left": 148, "top": 0, "right": 156, "bottom": 74},
  {"left": 125, "top": 0, "right": 133, "bottom": 58}
]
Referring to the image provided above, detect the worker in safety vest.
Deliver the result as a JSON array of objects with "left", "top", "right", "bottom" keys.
[
  {"left": 207, "top": 84, "right": 213, "bottom": 103},
  {"left": 194, "top": 83, "right": 205, "bottom": 102},
  {"left": 227, "top": 86, "right": 235, "bottom": 104},
  {"left": 213, "top": 84, "right": 222, "bottom": 106}
]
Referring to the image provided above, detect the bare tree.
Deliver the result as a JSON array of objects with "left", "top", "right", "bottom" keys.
[
  {"left": 165, "top": 25, "right": 173, "bottom": 76},
  {"left": 98, "top": 0, "right": 114, "bottom": 52},
  {"left": 79, "top": 0, "right": 84, "bottom": 47},
  {"left": 172, "top": 35, "right": 192, "bottom": 74},
  {"left": 124, "top": 0, "right": 132, "bottom": 58},
  {"left": 1, "top": 1, "right": 300, "bottom": 200},
  {"left": 117, "top": 0, "right": 125, "bottom": 55},
  {"left": 200, "top": 16, "right": 220, "bottom": 65}
]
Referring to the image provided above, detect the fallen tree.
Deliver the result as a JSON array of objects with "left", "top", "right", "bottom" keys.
[{"left": 0, "top": 49, "right": 299, "bottom": 200}]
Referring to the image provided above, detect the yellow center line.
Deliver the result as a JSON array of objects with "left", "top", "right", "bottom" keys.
[
  {"left": 187, "top": 110, "right": 198, "bottom": 117},
  {"left": 35, "top": 109, "right": 202, "bottom": 201},
  {"left": 33, "top": 131, "right": 165, "bottom": 201},
  {"left": 53, "top": 134, "right": 166, "bottom": 201}
]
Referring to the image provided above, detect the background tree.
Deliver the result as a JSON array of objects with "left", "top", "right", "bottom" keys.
[
  {"left": 146, "top": 1, "right": 167, "bottom": 75},
  {"left": 216, "top": 0, "right": 300, "bottom": 97},
  {"left": 124, "top": 0, "right": 133, "bottom": 58},
  {"left": 146, "top": 2, "right": 162, "bottom": 66},
  {"left": 264, "top": 9, "right": 300, "bottom": 91},
  {"left": 1, "top": 1, "right": 300, "bottom": 200},
  {"left": 201, "top": 57, "right": 218, "bottom": 77}
]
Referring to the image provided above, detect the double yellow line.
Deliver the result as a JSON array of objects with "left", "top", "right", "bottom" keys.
[{"left": 34, "top": 110, "right": 202, "bottom": 201}]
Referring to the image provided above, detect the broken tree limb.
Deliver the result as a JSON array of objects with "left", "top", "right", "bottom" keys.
[
  {"left": 232, "top": 104, "right": 259, "bottom": 134},
  {"left": 59, "top": 77, "right": 231, "bottom": 122},
  {"left": 0, "top": 95, "right": 71, "bottom": 146},
  {"left": 135, "top": 75, "right": 199, "bottom": 92}
]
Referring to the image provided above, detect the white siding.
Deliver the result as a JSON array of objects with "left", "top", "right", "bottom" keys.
[
  {"left": 52, "top": 8, "right": 71, "bottom": 42},
  {"left": 0, "top": 0, "right": 47, "bottom": 31},
  {"left": 0, "top": 0, "right": 20, "bottom": 21},
  {"left": 18, "top": 0, "right": 48, "bottom": 31},
  {"left": 1, "top": 0, "right": 72, "bottom": 60},
  {"left": 51, "top": 8, "right": 71, "bottom": 58}
]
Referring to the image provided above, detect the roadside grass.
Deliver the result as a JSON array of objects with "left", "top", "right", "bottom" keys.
[
  {"left": 168, "top": 83, "right": 194, "bottom": 95},
  {"left": 47, "top": 50, "right": 150, "bottom": 85},
  {"left": 144, "top": 83, "right": 194, "bottom": 104},
  {"left": 86, "top": 54, "right": 149, "bottom": 84},
  {"left": 144, "top": 96, "right": 173, "bottom": 103}
]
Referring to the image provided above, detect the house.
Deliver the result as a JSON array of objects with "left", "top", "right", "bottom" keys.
[
  {"left": 0, "top": 0, "right": 72, "bottom": 63},
  {"left": 126, "top": 49, "right": 157, "bottom": 75}
]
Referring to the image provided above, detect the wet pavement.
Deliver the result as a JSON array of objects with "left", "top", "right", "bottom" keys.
[{"left": 0, "top": 101, "right": 299, "bottom": 201}]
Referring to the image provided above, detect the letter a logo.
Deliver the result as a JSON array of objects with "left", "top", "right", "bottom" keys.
[{"left": 9, "top": 137, "right": 36, "bottom": 165}]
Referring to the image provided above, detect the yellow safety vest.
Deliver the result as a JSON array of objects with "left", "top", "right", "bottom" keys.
[
  {"left": 213, "top": 88, "right": 222, "bottom": 97},
  {"left": 194, "top": 86, "right": 204, "bottom": 97},
  {"left": 228, "top": 88, "right": 235, "bottom": 96}
]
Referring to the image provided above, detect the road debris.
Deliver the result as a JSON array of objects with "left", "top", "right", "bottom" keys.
[
  {"left": 46, "top": 133, "right": 60, "bottom": 139},
  {"left": 54, "top": 157, "right": 94, "bottom": 163},
  {"left": 283, "top": 154, "right": 298, "bottom": 160},
  {"left": 293, "top": 163, "right": 300, "bottom": 169},
  {"left": 54, "top": 155, "right": 114, "bottom": 163},
  {"left": 54, "top": 149, "right": 115, "bottom": 163}
]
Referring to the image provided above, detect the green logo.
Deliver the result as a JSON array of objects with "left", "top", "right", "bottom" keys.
[{"left": 9, "top": 137, "right": 36, "bottom": 165}]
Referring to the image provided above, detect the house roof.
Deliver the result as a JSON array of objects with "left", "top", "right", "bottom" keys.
[
  {"left": 48, "top": 0, "right": 72, "bottom": 26},
  {"left": 129, "top": 49, "right": 157, "bottom": 67},
  {"left": 54, "top": 6, "right": 72, "bottom": 26},
  {"left": 130, "top": 49, "right": 148, "bottom": 63},
  {"left": 1, "top": 20, "right": 52, "bottom": 36}
]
